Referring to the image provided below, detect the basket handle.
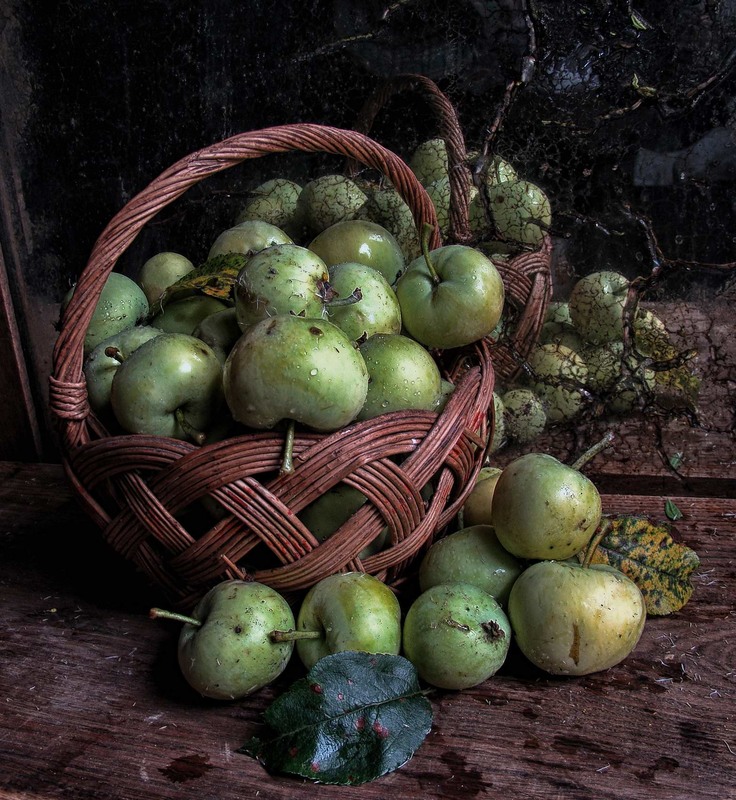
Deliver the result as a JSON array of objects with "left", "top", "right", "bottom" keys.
[
  {"left": 50, "top": 123, "right": 442, "bottom": 437},
  {"left": 346, "top": 74, "right": 473, "bottom": 244}
]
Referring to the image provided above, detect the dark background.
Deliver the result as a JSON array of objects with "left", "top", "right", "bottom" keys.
[{"left": 2, "top": 0, "right": 735, "bottom": 460}]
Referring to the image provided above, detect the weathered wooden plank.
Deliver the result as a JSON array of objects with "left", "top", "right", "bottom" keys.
[{"left": 0, "top": 462, "right": 733, "bottom": 800}]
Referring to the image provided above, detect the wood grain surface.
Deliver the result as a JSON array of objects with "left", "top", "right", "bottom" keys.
[{"left": 1, "top": 461, "right": 734, "bottom": 800}]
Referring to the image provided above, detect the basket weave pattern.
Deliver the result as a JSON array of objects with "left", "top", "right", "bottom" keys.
[{"left": 49, "top": 123, "right": 495, "bottom": 609}]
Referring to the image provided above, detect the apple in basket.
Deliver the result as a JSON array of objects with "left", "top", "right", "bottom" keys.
[
  {"left": 395, "top": 230, "right": 505, "bottom": 350},
  {"left": 222, "top": 313, "right": 368, "bottom": 432},
  {"left": 109, "top": 332, "right": 224, "bottom": 444}
]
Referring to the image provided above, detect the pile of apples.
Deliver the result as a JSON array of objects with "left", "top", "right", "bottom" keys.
[{"left": 150, "top": 449, "right": 647, "bottom": 699}]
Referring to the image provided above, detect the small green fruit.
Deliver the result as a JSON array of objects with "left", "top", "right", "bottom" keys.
[
  {"left": 170, "top": 580, "right": 295, "bottom": 700},
  {"left": 308, "top": 219, "right": 406, "bottom": 287},
  {"left": 419, "top": 525, "right": 522, "bottom": 606},
  {"left": 409, "top": 138, "right": 448, "bottom": 186},
  {"left": 223, "top": 315, "right": 368, "bottom": 431},
  {"left": 235, "top": 178, "right": 305, "bottom": 240},
  {"left": 138, "top": 252, "right": 194, "bottom": 307},
  {"left": 297, "top": 174, "right": 368, "bottom": 235},
  {"left": 208, "top": 219, "right": 292, "bottom": 259},
  {"left": 150, "top": 295, "right": 231, "bottom": 335},
  {"left": 295, "top": 572, "right": 402, "bottom": 671},
  {"left": 63, "top": 272, "right": 150, "bottom": 356},
  {"left": 402, "top": 582, "right": 512, "bottom": 690},
  {"left": 569, "top": 270, "right": 630, "bottom": 345},
  {"left": 357, "top": 333, "right": 442, "bottom": 420},
  {"left": 492, "top": 452, "right": 602, "bottom": 561}
]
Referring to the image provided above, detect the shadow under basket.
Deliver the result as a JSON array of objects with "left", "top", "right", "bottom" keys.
[{"left": 49, "top": 122, "right": 497, "bottom": 610}]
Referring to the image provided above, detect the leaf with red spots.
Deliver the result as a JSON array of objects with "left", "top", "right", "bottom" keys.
[{"left": 239, "top": 651, "right": 432, "bottom": 785}]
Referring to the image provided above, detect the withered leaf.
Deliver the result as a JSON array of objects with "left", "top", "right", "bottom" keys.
[
  {"left": 240, "top": 651, "right": 432, "bottom": 785},
  {"left": 148, "top": 252, "right": 248, "bottom": 315},
  {"left": 583, "top": 514, "right": 700, "bottom": 615}
]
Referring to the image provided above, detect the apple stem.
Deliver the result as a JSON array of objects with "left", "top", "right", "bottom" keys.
[
  {"left": 269, "top": 628, "right": 323, "bottom": 643},
  {"left": 280, "top": 419, "right": 296, "bottom": 475},
  {"left": 175, "top": 408, "right": 207, "bottom": 446},
  {"left": 104, "top": 346, "right": 126, "bottom": 364},
  {"left": 581, "top": 517, "right": 612, "bottom": 569},
  {"left": 326, "top": 287, "right": 363, "bottom": 307},
  {"left": 149, "top": 607, "right": 201, "bottom": 627},
  {"left": 420, "top": 222, "right": 441, "bottom": 285},
  {"left": 570, "top": 430, "right": 615, "bottom": 472}
]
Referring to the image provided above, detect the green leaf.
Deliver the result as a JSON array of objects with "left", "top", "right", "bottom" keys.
[
  {"left": 240, "top": 651, "right": 433, "bottom": 785},
  {"left": 584, "top": 515, "right": 700, "bottom": 615},
  {"left": 149, "top": 252, "right": 248, "bottom": 314},
  {"left": 665, "top": 498, "right": 683, "bottom": 521}
]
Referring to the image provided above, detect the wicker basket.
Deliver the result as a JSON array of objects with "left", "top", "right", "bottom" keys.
[
  {"left": 49, "top": 123, "right": 496, "bottom": 610},
  {"left": 348, "top": 73, "right": 552, "bottom": 385}
]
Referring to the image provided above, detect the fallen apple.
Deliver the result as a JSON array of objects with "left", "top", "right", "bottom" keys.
[
  {"left": 507, "top": 560, "right": 646, "bottom": 676},
  {"left": 492, "top": 452, "right": 602, "bottom": 561},
  {"left": 289, "top": 572, "right": 402, "bottom": 671},
  {"left": 150, "top": 580, "right": 295, "bottom": 700}
]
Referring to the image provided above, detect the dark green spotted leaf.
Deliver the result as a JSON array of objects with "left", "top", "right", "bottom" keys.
[
  {"left": 583, "top": 515, "right": 700, "bottom": 615},
  {"left": 240, "top": 651, "right": 432, "bottom": 785},
  {"left": 148, "top": 252, "right": 248, "bottom": 315}
]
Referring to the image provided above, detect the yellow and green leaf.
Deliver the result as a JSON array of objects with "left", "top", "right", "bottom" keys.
[{"left": 582, "top": 514, "right": 700, "bottom": 615}]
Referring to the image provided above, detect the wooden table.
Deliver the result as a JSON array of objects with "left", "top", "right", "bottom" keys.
[{"left": 1, "top": 460, "right": 734, "bottom": 799}]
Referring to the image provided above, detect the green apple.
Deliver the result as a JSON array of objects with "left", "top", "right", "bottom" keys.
[
  {"left": 569, "top": 270, "right": 630, "bottom": 345},
  {"left": 208, "top": 219, "right": 293, "bottom": 259},
  {"left": 501, "top": 388, "right": 547, "bottom": 444},
  {"left": 83, "top": 325, "right": 163, "bottom": 418},
  {"left": 62, "top": 272, "right": 150, "bottom": 356},
  {"left": 418, "top": 525, "right": 522, "bottom": 606},
  {"left": 526, "top": 342, "right": 589, "bottom": 422},
  {"left": 402, "top": 582, "right": 511, "bottom": 689},
  {"left": 326, "top": 262, "right": 402, "bottom": 342},
  {"left": 222, "top": 314, "right": 369, "bottom": 431},
  {"left": 298, "top": 485, "right": 387, "bottom": 559},
  {"left": 487, "top": 178, "right": 551, "bottom": 248},
  {"left": 193, "top": 306, "right": 241, "bottom": 364},
  {"left": 508, "top": 560, "right": 646, "bottom": 676},
  {"left": 150, "top": 294, "right": 231, "bottom": 335},
  {"left": 492, "top": 452, "right": 602, "bottom": 561},
  {"left": 357, "top": 333, "right": 442, "bottom": 420},
  {"left": 110, "top": 332, "right": 224, "bottom": 443},
  {"left": 308, "top": 219, "right": 406, "bottom": 287},
  {"left": 293, "top": 572, "right": 402, "bottom": 670},
  {"left": 233, "top": 243, "right": 331, "bottom": 330},
  {"left": 469, "top": 154, "right": 518, "bottom": 233},
  {"left": 579, "top": 341, "right": 624, "bottom": 392},
  {"left": 151, "top": 580, "right": 295, "bottom": 700},
  {"left": 138, "top": 252, "right": 194, "bottom": 307},
  {"left": 395, "top": 243, "right": 505, "bottom": 350},
  {"left": 462, "top": 466, "right": 502, "bottom": 527}
]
